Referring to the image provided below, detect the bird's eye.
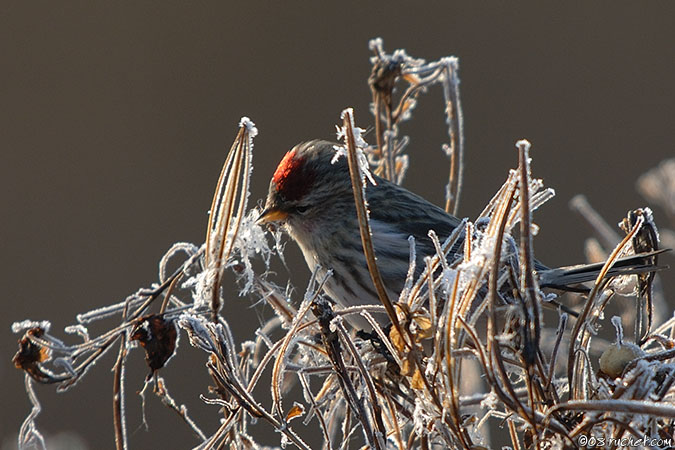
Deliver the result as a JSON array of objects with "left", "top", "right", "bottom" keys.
[{"left": 296, "top": 205, "right": 309, "bottom": 214}]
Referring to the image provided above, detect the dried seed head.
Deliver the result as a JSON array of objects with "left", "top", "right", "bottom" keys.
[
  {"left": 599, "top": 342, "right": 644, "bottom": 378},
  {"left": 13, "top": 327, "right": 53, "bottom": 383},
  {"left": 130, "top": 315, "right": 178, "bottom": 379}
]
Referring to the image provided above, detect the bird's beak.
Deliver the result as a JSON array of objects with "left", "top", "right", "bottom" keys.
[{"left": 257, "top": 207, "right": 288, "bottom": 224}]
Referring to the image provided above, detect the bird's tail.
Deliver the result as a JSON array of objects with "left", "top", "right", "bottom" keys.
[{"left": 538, "top": 250, "right": 668, "bottom": 291}]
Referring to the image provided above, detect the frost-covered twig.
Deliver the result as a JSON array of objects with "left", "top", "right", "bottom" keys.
[
  {"left": 338, "top": 108, "right": 404, "bottom": 343},
  {"left": 367, "top": 38, "right": 464, "bottom": 215},
  {"left": 205, "top": 118, "right": 257, "bottom": 321}
]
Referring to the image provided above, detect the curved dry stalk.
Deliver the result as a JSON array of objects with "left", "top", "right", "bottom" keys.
[
  {"left": 205, "top": 120, "right": 256, "bottom": 322},
  {"left": 545, "top": 313, "right": 568, "bottom": 389},
  {"left": 297, "top": 373, "right": 332, "bottom": 447},
  {"left": 18, "top": 375, "right": 46, "bottom": 450},
  {"left": 151, "top": 377, "right": 206, "bottom": 441},
  {"left": 516, "top": 140, "right": 541, "bottom": 363},
  {"left": 567, "top": 214, "right": 645, "bottom": 398},
  {"left": 334, "top": 320, "right": 387, "bottom": 441},
  {"left": 112, "top": 334, "right": 127, "bottom": 450},
  {"left": 547, "top": 399, "right": 675, "bottom": 424},
  {"left": 341, "top": 108, "right": 405, "bottom": 344},
  {"left": 508, "top": 419, "right": 522, "bottom": 450},
  {"left": 312, "top": 298, "right": 381, "bottom": 450},
  {"left": 441, "top": 58, "right": 464, "bottom": 216},
  {"left": 368, "top": 41, "right": 464, "bottom": 209},
  {"left": 485, "top": 174, "right": 536, "bottom": 431},
  {"left": 515, "top": 140, "right": 542, "bottom": 439},
  {"left": 159, "top": 272, "right": 183, "bottom": 315},
  {"left": 444, "top": 264, "right": 463, "bottom": 429},
  {"left": 380, "top": 391, "right": 404, "bottom": 450},
  {"left": 270, "top": 271, "right": 328, "bottom": 419}
]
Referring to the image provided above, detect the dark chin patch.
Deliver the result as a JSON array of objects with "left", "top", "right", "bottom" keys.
[{"left": 272, "top": 149, "right": 315, "bottom": 201}]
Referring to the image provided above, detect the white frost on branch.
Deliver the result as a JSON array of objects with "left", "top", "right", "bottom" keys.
[
  {"left": 11, "top": 320, "right": 51, "bottom": 334},
  {"left": 333, "top": 108, "right": 377, "bottom": 187},
  {"left": 238, "top": 116, "right": 258, "bottom": 138},
  {"left": 228, "top": 208, "right": 275, "bottom": 294}
]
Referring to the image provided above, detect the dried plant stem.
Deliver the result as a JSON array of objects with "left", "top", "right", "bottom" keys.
[
  {"left": 508, "top": 419, "right": 522, "bottom": 450},
  {"left": 112, "top": 335, "right": 127, "bottom": 450},
  {"left": 313, "top": 299, "right": 381, "bottom": 450},
  {"left": 271, "top": 297, "right": 315, "bottom": 419},
  {"left": 516, "top": 140, "right": 541, "bottom": 441},
  {"left": 545, "top": 313, "right": 567, "bottom": 389},
  {"left": 18, "top": 375, "right": 46, "bottom": 450},
  {"left": 445, "top": 270, "right": 463, "bottom": 433},
  {"left": 341, "top": 110, "right": 454, "bottom": 440},
  {"left": 548, "top": 399, "right": 675, "bottom": 420},
  {"left": 334, "top": 321, "right": 387, "bottom": 440},
  {"left": 443, "top": 59, "right": 464, "bottom": 216},
  {"left": 297, "top": 373, "right": 332, "bottom": 446},
  {"left": 205, "top": 137, "right": 237, "bottom": 267},
  {"left": 271, "top": 271, "right": 329, "bottom": 419},
  {"left": 206, "top": 357, "right": 312, "bottom": 450},
  {"left": 341, "top": 109, "right": 404, "bottom": 342},
  {"left": 152, "top": 377, "right": 206, "bottom": 441},
  {"left": 206, "top": 122, "right": 254, "bottom": 322},
  {"left": 159, "top": 273, "right": 182, "bottom": 315},
  {"left": 486, "top": 178, "right": 534, "bottom": 428},
  {"left": 126, "top": 247, "right": 204, "bottom": 322},
  {"left": 381, "top": 392, "right": 404, "bottom": 450},
  {"left": 567, "top": 214, "right": 645, "bottom": 398},
  {"left": 517, "top": 140, "right": 541, "bottom": 361}
]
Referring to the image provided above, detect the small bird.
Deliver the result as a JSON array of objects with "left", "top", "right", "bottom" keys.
[{"left": 259, "top": 140, "right": 658, "bottom": 326}]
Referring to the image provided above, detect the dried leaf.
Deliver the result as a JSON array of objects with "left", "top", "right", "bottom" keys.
[
  {"left": 413, "top": 314, "right": 434, "bottom": 340},
  {"left": 400, "top": 356, "right": 415, "bottom": 377},
  {"left": 389, "top": 323, "right": 406, "bottom": 352},
  {"left": 286, "top": 403, "right": 305, "bottom": 422},
  {"left": 410, "top": 366, "right": 425, "bottom": 390},
  {"left": 130, "top": 315, "right": 177, "bottom": 378},
  {"left": 13, "top": 327, "right": 53, "bottom": 383}
]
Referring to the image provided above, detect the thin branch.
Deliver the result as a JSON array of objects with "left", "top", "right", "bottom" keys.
[{"left": 341, "top": 108, "right": 405, "bottom": 342}]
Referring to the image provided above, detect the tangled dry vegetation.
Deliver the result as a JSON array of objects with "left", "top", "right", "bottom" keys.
[{"left": 12, "top": 39, "right": 675, "bottom": 450}]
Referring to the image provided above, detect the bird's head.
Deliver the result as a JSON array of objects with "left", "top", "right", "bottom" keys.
[{"left": 258, "top": 140, "right": 354, "bottom": 233}]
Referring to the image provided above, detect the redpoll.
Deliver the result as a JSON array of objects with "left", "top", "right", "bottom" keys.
[{"left": 259, "top": 140, "right": 659, "bottom": 326}]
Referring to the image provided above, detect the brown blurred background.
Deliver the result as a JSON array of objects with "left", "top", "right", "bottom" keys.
[{"left": 2, "top": 2, "right": 673, "bottom": 449}]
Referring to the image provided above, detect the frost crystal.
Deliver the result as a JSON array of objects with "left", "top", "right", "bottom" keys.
[
  {"left": 333, "top": 108, "right": 377, "bottom": 186},
  {"left": 229, "top": 208, "right": 274, "bottom": 294},
  {"left": 611, "top": 315, "right": 624, "bottom": 345},
  {"left": 11, "top": 320, "right": 51, "bottom": 333},
  {"left": 238, "top": 116, "right": 258, "bottom": 138}
]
